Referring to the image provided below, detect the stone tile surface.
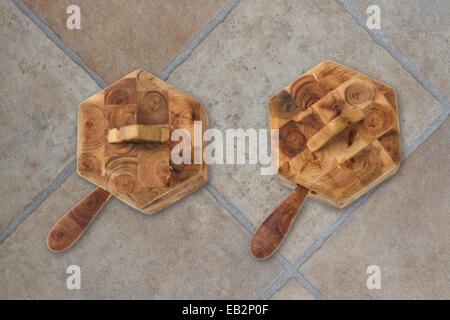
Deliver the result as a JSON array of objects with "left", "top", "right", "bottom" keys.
[
  {"left": 22, "top": 0, "right": 227, "bottom": 83},
  {"left": 0, "top": 0, "right": 100, "bottom": 231},
  {"left": 348, "top": 0, "right": 450, "bottom": 100},
  {"left": 0, "top": 173, "right": 283, "bottom": 299},
  {"left": 300, "top": 119, "right": 449, "bottom": 299},
  {"left": 271, "top": 279, "right": 315, "bottom": 300},
  {"left": 167, "top": 0, "right": 443, "bottom": 261}
]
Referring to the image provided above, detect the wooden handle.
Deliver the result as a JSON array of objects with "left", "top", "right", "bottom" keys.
[
  {"left": 307, "top": 106, "right": 365, "bottom": 152},
  {"left": 47, "top": 187, "right": 111, "bottom": 252},
  {"left": 250, "top": 185, "right": 310, "bottom": 259},
  {"left": 107, "top": 124, "right": 170, "bottom": 143}
]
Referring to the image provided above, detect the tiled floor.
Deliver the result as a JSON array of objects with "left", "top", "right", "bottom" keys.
[
  {"left": 271, "top": 279, "right": 314, "bottom": 300},
  {"left": 0, "top": 0, "right": 448, "bottom": 299},
  {"left": 22, "top": 0, "right": 228, "bottom": 83},
  {"left": 348, "top": 0, "right": 449, "bottom": 101},
  {"left": 0, "top": 174, "right": 282, "bottom": 299},
  {"left": 0, "top": 0, "right": 100, "bottom": 231}
]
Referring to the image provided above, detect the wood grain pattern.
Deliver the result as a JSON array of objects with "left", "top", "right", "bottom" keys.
[
  {"left": 47, "top": 187, "right": 111, "bottom": 252},
  {"left": 137, "top": 143, "right": 170, "bottom": 187},
  {"left": 137, "top": 90, "right": 169, "bottom": 124},
  {"left": 250, "top": 185, "right": 310, "bottom": 259},
  {"left": 268, "top": 90, "right": 302, "bottom": 129},
  {"left": 269, "top": 61, "right": 401, "bottom": 209},
  {"left": 107, "top": 124, "right": 170, "bottom": 143},
  {"left": 279, "top": 120, "right": 307, "bottom": 158},
  {"left": 104, "top": 78, "right": 137, "bottom": 105},
  {"left": 49, "top": 70, "right": 208, "bottom": 252},
  {"left": 104, "top": 104, "right": 137, "bottom": 129},
  {"left": 307, "top": 106, "right": 365, "bottom": 152},
  {"left": 77, "top": 69, "right": 208, "bottom": 214},
  {"left": 253, "top": 61, "right": 402, "bottom": 259},
  {"left": 285, "top": 75, "right": 327, "bottom": 111}
]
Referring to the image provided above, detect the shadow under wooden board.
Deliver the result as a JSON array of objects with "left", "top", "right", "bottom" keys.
[
  {"left": 47, "top": 70, "right": 208, "bottom": 253},
  {"left": 250, "top": 60, "right": 402, "bottom": 260}
]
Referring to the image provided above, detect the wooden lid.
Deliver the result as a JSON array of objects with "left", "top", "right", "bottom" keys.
[
  {"left": 269, "top": 61, "right": 401, "bottom": 209},
  {"left": 77, "top": 70, "right": 208, "bottom": 214}
]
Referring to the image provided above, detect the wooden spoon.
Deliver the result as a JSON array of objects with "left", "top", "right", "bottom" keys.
[
  {"left": 47, "top": 187, "right": 111, "bottom": 252},
  {"left": 250, "top": 106, "right": 365, "bottom": 259}
]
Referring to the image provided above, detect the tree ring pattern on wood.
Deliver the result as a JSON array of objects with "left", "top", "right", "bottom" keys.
[
  {"left": 360, "top": 97, "right": 395, "bottom": 139},
  {"left": 78, "top": 152, "right": 103, "bottom": 178},
  {"left": 105, "top": 157, "right": 140, "bottom": 194},
  {"left": 104, "top": 78, "right": 137, "bottom": 105},
  {"left": 105, "top": 104, "right": 137, "bottom": 129},
  {"left": 289, "top": 148, "right": 336, "bottom": 183},
  {"left": 138, "top": 91, "right": 169, "bottom": 124},
  {"left": 287, "top": 75, "right": 327, "bottom": 111},
  {"left": 279, "top": 120, "right": 307, "bottom": 158},
  {"left": 269, "top": 61, "right": 401, "bottom": 208},
  {"left": 77, "top": 70, "right": 208, "bottom": 214},
  {"left": 78, "top": 101, "right": 107, "bottom": 152},
  {"left": 105, "top": 142, "right": 137, "bottom": 157},
  {"left": 344, "top": 80, "right": 375, "bottom": 108},
  {"left": 294, "top": 109, "right": 325, "bottom": 139}
]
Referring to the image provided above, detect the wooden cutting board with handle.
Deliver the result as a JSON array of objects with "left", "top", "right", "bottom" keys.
[
  {"left": 47, "top": 70, "right": 208, "bottom": 252},
  {"left": 250, "top": 61, "right": 401, "bottom": 259}
]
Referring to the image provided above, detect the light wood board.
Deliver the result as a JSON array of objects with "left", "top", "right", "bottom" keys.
[
  {"left": 77, "top": 70, "right": 208, "bottom": 214},
  {"left": 269, "top": 61, "right": 401, "bottom": 208}
]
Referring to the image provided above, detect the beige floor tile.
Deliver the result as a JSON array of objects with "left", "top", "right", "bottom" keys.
[
  {"left": 0, "top": 173, "right": 283, "bottom": 299},
  {"left": 0, "top": 0, "right": 100, "bottom": 231},
  {"left": 167, "top": 0, "right": 443, "bottom": 261},
  {"left": 271, "top": 279, "right": 315, "bottom": 300},
  {"left": 300, "top": 119, "right": 449, "bottom": 299},
  {"left": 348, "top": 0, "right": 449, "bottom": 100},
  {"left": 22, "top": 0, "right": 227, "bottom": 83}
]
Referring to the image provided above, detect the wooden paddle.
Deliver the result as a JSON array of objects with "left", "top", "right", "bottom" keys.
[
  {"left": 250, "top": 106, "right": 365, "bottom": 259},
  {"left": 47, "top": 123, "right": 170, "bottom": 253}
]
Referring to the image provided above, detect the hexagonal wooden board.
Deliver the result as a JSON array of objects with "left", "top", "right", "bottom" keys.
[
  {"left": 250, "top": 61, "right": 402, "bottom": 260},
  {"left": 77, "top": 70, "right": 208, "bottom": 214},
  {"left": 269, "top": 60, "right": 401, "bottom": 209}
]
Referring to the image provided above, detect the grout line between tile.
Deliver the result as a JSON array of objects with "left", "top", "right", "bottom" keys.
[
  {"left": 0, "top": 157, "right": 77, "bottom": 244},
  {"left": 293, "top": 271, "right": 327, "bottom": 300},
  {"left": 259, "top": 270, "right": 290, "bottom": 300},
  {"left": 260, "top": 243, "right": 328, "bottom": 299},
  {"left": 204, "top": 183, "right": 256, "bottom": 235},
  {"left": 12, "top": 0, "right": 107, "bottom": 89},
  {"left": 403, "top": 108, "right": 450, "bottom": 159},
  {"left": 158, "top": 0, "right": 242, "bottom": 80},
  {"left": 335, "top": 0, "right": 449, "bottom": 107},
  {"left": 273, "top": 252, "right": 294, "bottom": 272},
  {"left": 258, "top": 268, "right": 326, "bottom": 300}
]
